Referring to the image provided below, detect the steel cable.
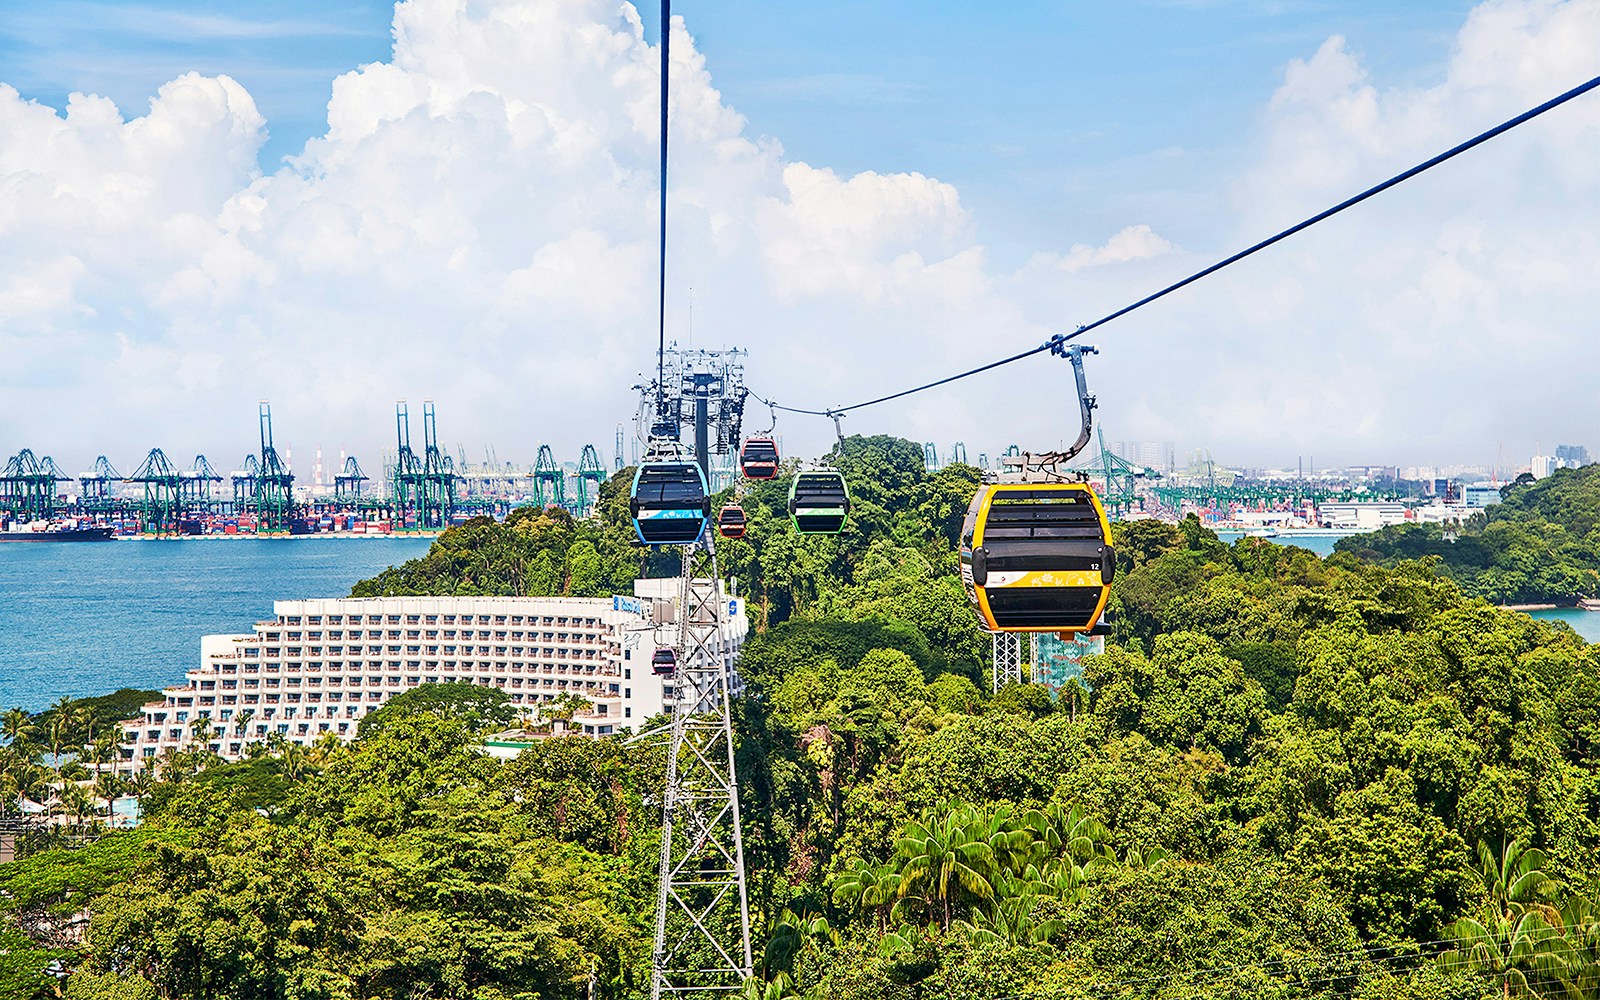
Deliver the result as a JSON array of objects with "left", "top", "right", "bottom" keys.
[{"left": 751, "top": 73, "right": 1600, "bottom": 421}]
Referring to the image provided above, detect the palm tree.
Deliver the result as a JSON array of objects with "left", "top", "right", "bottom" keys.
[
  {"left": 1122, "top": 845, "right": 1174, "bottom": 870},
  {"left": 1440, "top": 838, "right": 1565, "bottom": 998},
  {"left": 58, "top": 782, "right": 95, "bottom": 830},
  {"left": 1442, "top": 907, "right": 1561, "bottom": 999},
  {"left": 955, "top": 887, "right": 1065, "bottom": 947},
  {"left": 1023, "top": 802, "right": 1111, "bottom": 864},
  {"left": 83, "top": 738, "right": 112, "bottom": 797},
  {"left": 128, "top": 767, "right": 158, "bottom": 801},
  {"left": 831, "top": 862, "right": 901, "bottom": 934},
  {"left": 1473, "top": 839, "right": 1559, "bottom": 921},
  {"left": 1539, "top": 896, "right": 1600, "bottom": 1000},
  {"left": 2, "top": 707, "right": 36, "bottom": 749},
  {"left": 967, "top": 804, "right": 1038, "bottom": 877},
  {"left": 893, "top": 804, "right": 997, "bottom": 932},
  {"left": 279, "top": 740, "right": 307, "bottom": 782},
  {"left": 0, "top": 757, "right": 24, "bottom": 816},
  {"left": 739, "top": 972, "right": 806, "bottom": 1000},
  {"left": 760, "top": 910, "right": 836, "bottom": 978},
  {"left": 46, "top": 709, "right": 73, "bottom": 778},
  {"left": 309, "top": 731, "right": 344, "bottom": 766}
]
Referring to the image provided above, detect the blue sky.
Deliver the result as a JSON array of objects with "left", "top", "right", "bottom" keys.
[
  {"left": 0, "top": 0, "right": 1591, "bottom": 468},
  {"left": 0, "top": 0, "right": 1476, "bottom": 264}
]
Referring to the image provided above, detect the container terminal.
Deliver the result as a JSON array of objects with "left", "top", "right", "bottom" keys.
[{"left": 4, "top": 398, "right": 1585, "bottom": 539}]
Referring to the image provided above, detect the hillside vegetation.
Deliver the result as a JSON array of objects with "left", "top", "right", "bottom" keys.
[
  {"left": 1336, "top": 464, "right": 1600, "bottom": 605},
  {"left": 1, "top": 436, "right": 1595, "bottom": 1000}
]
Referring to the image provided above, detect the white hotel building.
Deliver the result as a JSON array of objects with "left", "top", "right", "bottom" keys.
[{"left": 117, "top": 579, "right": 746, "bottom": 769}]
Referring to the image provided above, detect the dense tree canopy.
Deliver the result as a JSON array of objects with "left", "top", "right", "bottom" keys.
[
  {"left": 1336, "top": 464, "right": 1600, "bottom": 604},
  {"left": 2, "top": 437, "right": 1595, "bottom": 999}
]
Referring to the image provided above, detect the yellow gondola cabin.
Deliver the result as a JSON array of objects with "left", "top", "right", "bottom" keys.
[{"left": 960, "top": 483, "right": 1115, "bottom": 635}]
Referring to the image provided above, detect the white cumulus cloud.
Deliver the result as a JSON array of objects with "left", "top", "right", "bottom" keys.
[{"left": 0, "top": 0, "right": 1594, "bottom": 475}]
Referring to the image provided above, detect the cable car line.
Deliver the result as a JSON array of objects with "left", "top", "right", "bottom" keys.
[
  {"left": 748, "top": 72, "right": 1600, "bottom": 421},
  {"left": 654, "top": 0, "right": 671, "bottom": 424}
]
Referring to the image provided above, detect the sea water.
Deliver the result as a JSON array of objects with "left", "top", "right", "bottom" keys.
[
  {"left": 0, "top": 537, "right": 432, "bottom": 711},
  {"left": 1213, "top": 531, "right": 1345, "bottom": 557},
  {"left": 1527, "top": 607, "right": 1600, "bottom": 643}
]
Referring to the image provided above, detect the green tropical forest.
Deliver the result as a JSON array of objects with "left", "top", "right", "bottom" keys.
[
  {"left": 1, "top": 436, "right": 1596, "bottom": 1000},
  {"left": 1335, "top": 464, "right": 1600, "bottom": 605}
]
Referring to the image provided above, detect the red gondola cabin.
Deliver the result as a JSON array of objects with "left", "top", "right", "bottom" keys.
[
  {"left": 718, "top": 504, "right": 747, "bottom": 539},
  {"left": 651, "top": 647, "right": 678, "bottom": 676},
  {"left": 739, "top": 437, "right": 780, "bottom": 480}
]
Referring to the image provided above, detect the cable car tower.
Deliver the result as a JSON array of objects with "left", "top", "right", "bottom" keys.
[{"left": 641, "top": 346, "right": 754, "bottom": 1000}]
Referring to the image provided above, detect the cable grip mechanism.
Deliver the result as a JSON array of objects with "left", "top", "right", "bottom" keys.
[{"left": 1000, "top": 339, "right": 1097, "bottom": 484}]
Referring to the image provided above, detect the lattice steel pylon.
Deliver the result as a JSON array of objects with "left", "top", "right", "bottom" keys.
[
  {"left": 992, "top": 631, "right": 1023, "bottom": 693},
  {"left": 652, "top": 536, "right": 752, "bottom": 999}
]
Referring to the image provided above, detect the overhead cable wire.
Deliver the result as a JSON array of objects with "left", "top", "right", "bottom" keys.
[
  {"left": 655, "top": 0, "right": 671, "bottom": 416},
  {"left": 751, "top": 72, "right": 1600, "bottom": 421}
]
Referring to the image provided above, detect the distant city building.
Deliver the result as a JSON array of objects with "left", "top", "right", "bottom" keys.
[
  {"left": 1115, "top": 441, "right": 1175, "bottom": 473},
  {"left": 1532, "top": 455, "right": 1562, "bottom": 480},
  {"left": 1414, "top": 504, "right": 1471, "bottom": 524},
  {"left": 1462, "top": 484, "right": 1501, "bottom": 508},
  {"left": 1316, "top": 502, "right": 1408, "bottom": 530},
  {"left": 116, "top": 581, "right": 746, "bottom": 769},
  {"left": 1555, "top": 444, "right": 1591, "bottom": 467},
  {"left": 1530, "top": 444, "right": 1591, "bottom": 480}
]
